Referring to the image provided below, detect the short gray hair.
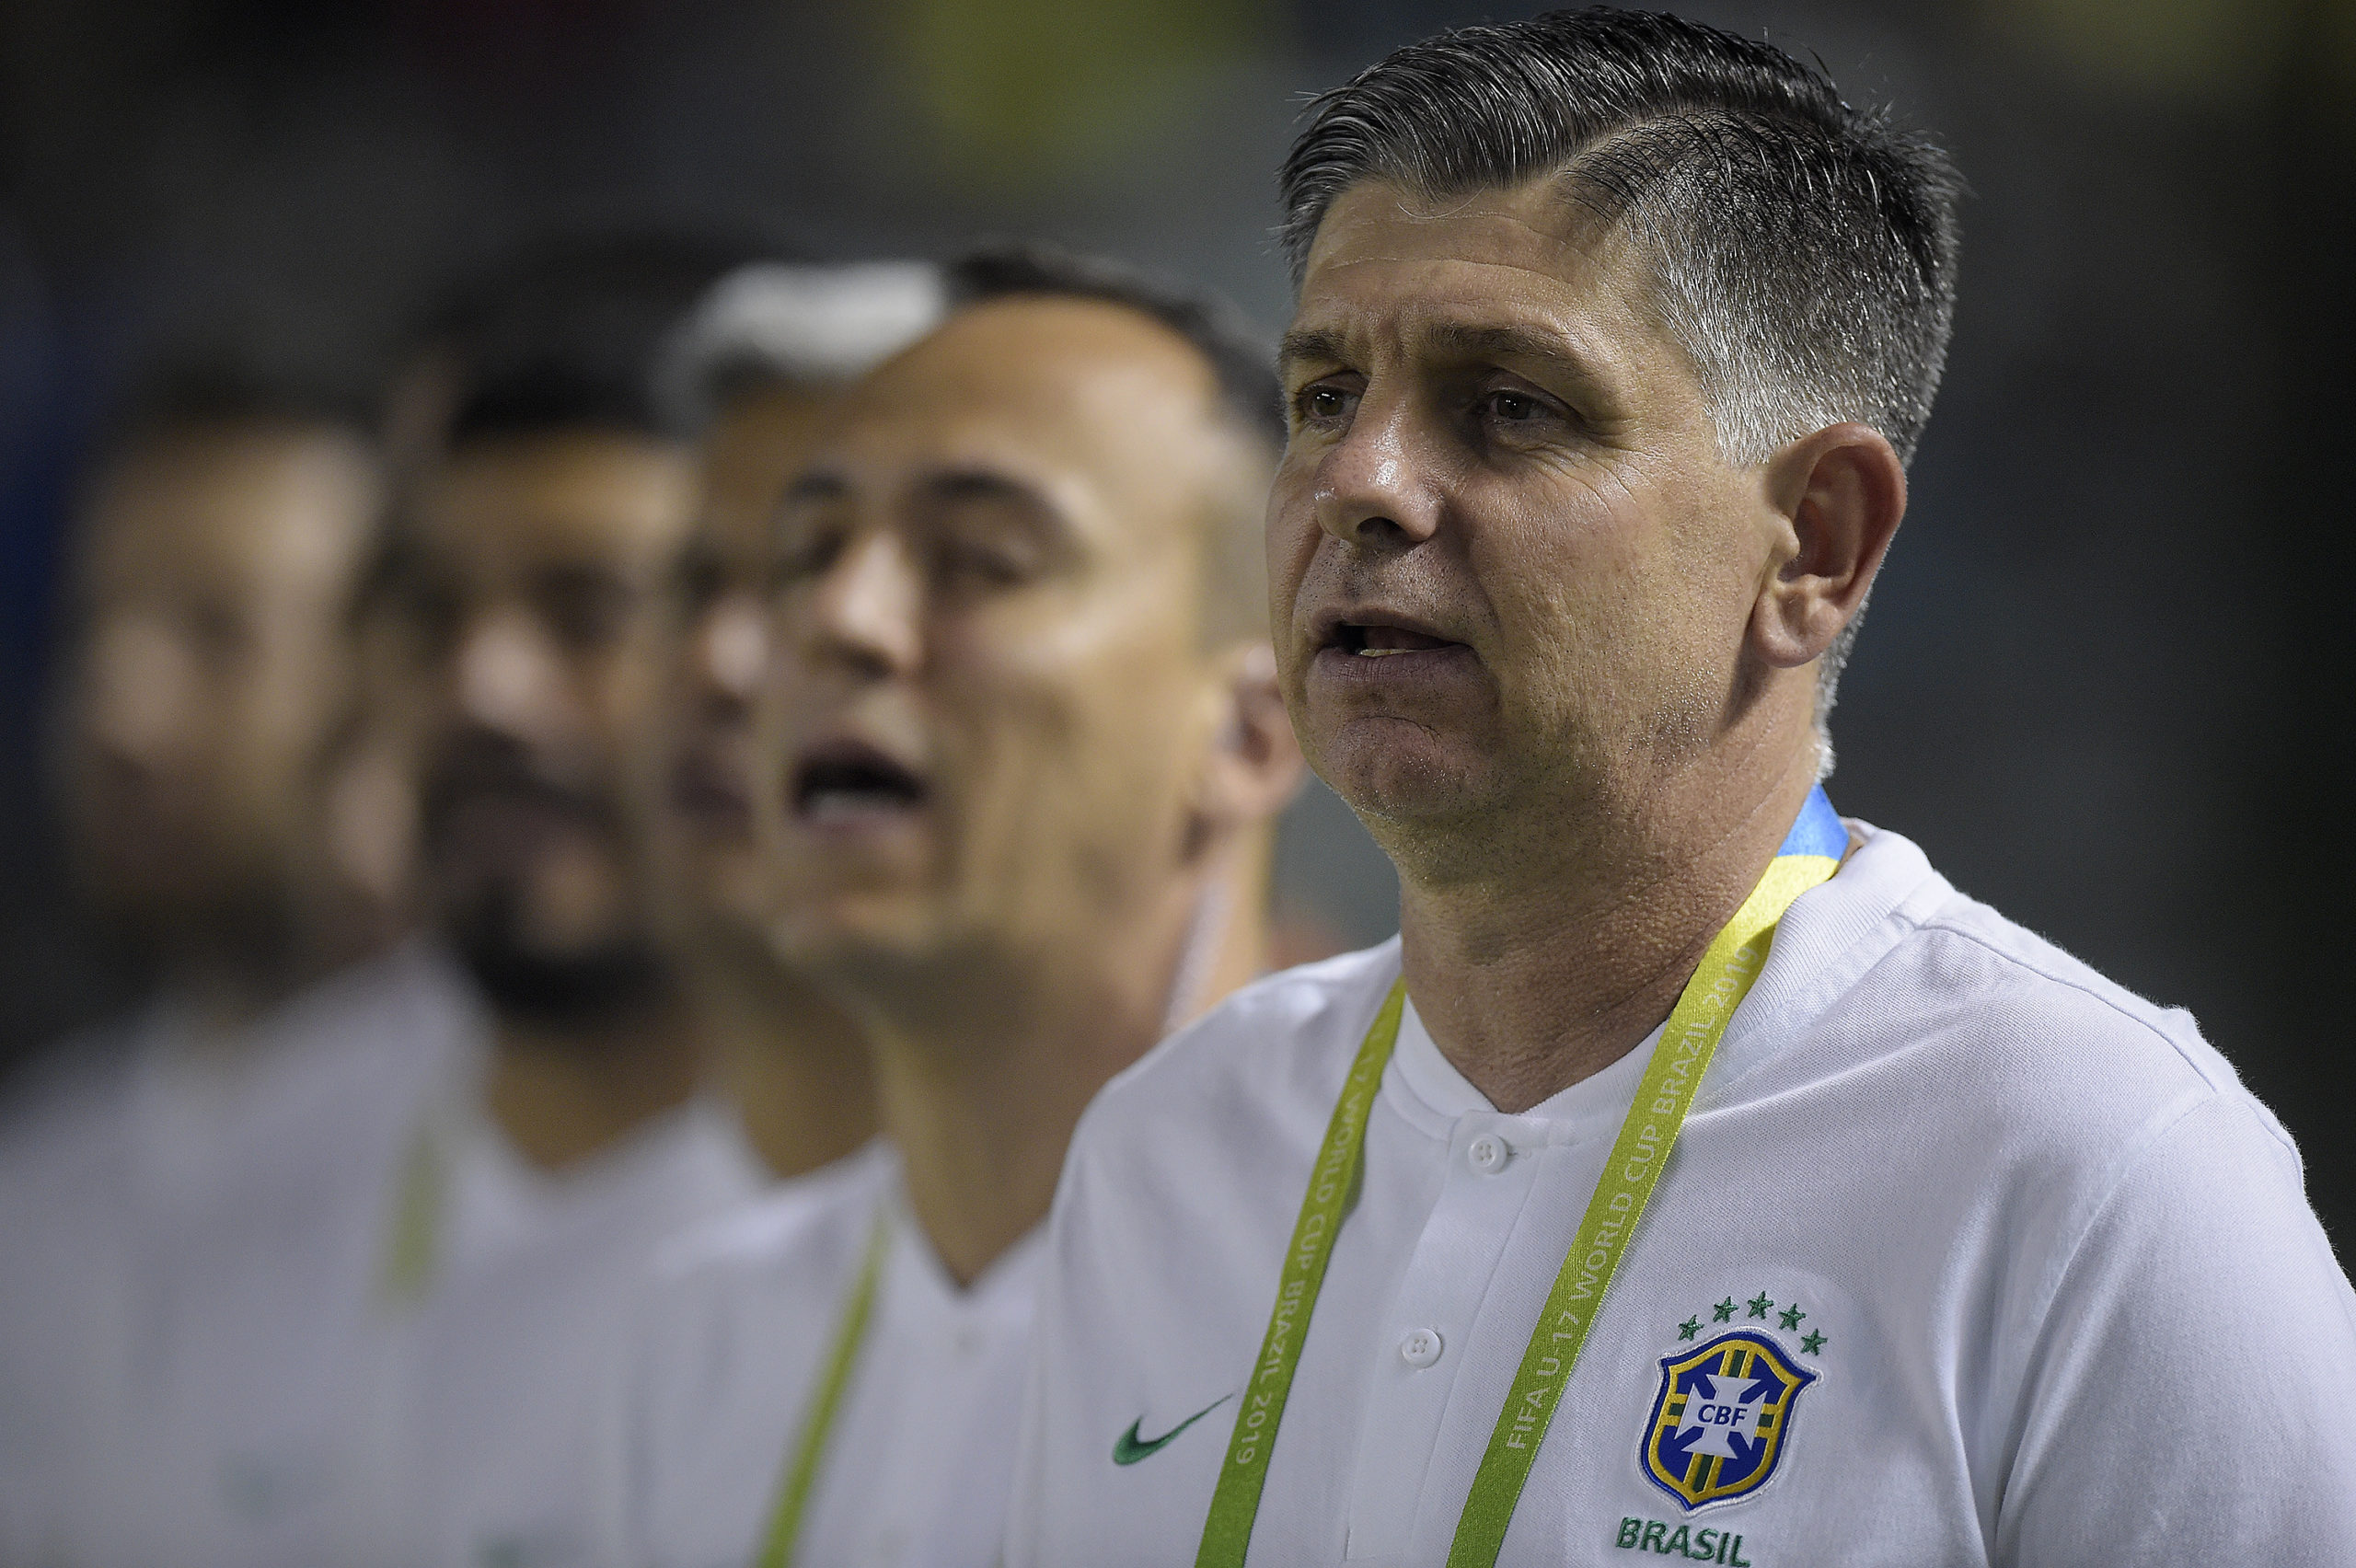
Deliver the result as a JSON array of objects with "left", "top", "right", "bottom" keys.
[
  {"left": 654, "top": 260, "right": 946, "bottom": 433},
  {"left": 1279, "top": 8, "right": 1964, "bottom": 770}
]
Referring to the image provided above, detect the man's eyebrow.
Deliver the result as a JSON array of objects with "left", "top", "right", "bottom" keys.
[
  {"left": 780, "top": 470, "right": 849, "bottom": 506},
  {"left": 920, "top": 467, "right": 1041, "bottom": 508},
  {"left": 1421, "top": 320, "right": 1597, "bottom": 375},
  {"left": 918, "top": 467, "right": 1079, "bottom": 559},
  {"left": 1277, "top": 328, "right": 1349, "bottom": 375},
  {"left": 530, "top": 559, "right": 638, "bottom": 601},
  {"left": 1279, "top": 321, "right": 1604, "bottom": 382}
]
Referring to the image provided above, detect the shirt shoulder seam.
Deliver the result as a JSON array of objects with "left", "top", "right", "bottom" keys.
[{"left": 1910, "top": 911, "right": 2262, "bottom": 1118}]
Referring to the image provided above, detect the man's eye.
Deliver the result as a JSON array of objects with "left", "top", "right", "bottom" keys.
[
  {"left": 183, "top": 602, "right": 247, "bottom": 662},
  {"left": 1487, "top": 391, "right": 1542, "bottom": 421},
  {"left": 1296, "top": 384, "right": 1356, "bottom": 424},
  {"left": 399, "top": 579, "right": 463, "bottom": 658},
  {"left": 933, "top": 538, "right": 1033, "bottom": 589},
  {"left": 539, "top": 581, "right": 634, "bottom": 650},
  {"left": 771, "top": 527, "right": 846, "bottom": 593},
  {"left": 674, "top": 551, "right": 727, "bottom": 614}
]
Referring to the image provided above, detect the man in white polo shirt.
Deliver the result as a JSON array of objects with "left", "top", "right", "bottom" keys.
[
  {"left": 605, "top": 245, "right": 1305, "bottom": 1568},
  {"left": 1006, "top": 12, "right": 2356, "bottom": 1566},
  {"left": 0, "top": 369, "right": 476, "bottom": 1568},
  {"left": 366, "top": 236, "right": 770, "bottom": 1568},
  {"left": 640, "top": 260, "right": 944, "bottom": 1182}
]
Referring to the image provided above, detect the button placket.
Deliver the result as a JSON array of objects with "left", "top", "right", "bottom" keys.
[{"left": 1341, "top": 1120, "right": 1546, "bottom": 1560}]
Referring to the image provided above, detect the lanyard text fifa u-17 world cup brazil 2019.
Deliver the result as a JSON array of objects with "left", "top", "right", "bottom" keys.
[{"left": 1194, "top": 788, "right": 1848, "bottom": 1568}]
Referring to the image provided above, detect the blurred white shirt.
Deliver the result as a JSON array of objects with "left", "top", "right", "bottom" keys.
[
  {"left": 0, "top": 940, "right": 478, "bottom": 1568},
  {"left": 612, "top": 1145, "right": 1041, "bottom": 1568},
  {"left": 374, "top": 1090, "right": 766, "bottom": 1568}
]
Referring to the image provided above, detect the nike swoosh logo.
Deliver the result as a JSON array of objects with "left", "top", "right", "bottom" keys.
[{"left": 1112, "top": 1395, "right": 1232, "bottom": 1465}]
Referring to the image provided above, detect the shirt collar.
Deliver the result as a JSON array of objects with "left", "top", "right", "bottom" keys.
[
  {"left": 1375, "top": 818, "right": 1949, "bottom": 1135},
  {"left": 1386, "top": 991, "right": 1662, "bottom": 1143},
  {"left": 880, "top": 1159, "right": 1047, "bottom": 1328}
]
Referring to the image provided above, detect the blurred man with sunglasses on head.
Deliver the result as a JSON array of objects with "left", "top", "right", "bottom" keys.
[{"left": 604, "top": 245, "right": 1304, "bottom": 1568}]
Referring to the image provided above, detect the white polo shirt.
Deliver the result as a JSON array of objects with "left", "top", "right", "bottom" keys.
[
  {"left": 373, "top": 1094, "right": 767, "bottom": 1568},
  {"left": 613, "top": 1145, "right": 1044, "bottom": 1568},
  {"left": 1007, "top": 824, "right": 2356, "bottom": 1565},
  {"left": 0, "top": 940, "right": 477, "bottom": 1568}
]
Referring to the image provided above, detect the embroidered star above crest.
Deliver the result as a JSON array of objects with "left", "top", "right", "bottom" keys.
[
  {"left": 1712, "top": 1297, "right": 1737, "bottom": 1322},
  {"left": 1800, "top": 1329, "right": 1827, "bottom": 1355},
  {"left": 1677, "top": 1317, "right": 1701, "bottom": 1341},
  {"left": 1777, "top": 1304, "right": 1806, "bottom": 1331},
  {"left": 1747, "top": 1292, "right": 1774, "bottom": 1319}
]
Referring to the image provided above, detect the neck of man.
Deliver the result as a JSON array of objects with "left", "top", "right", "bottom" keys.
[
  {"left": 1397, "top": 720, "right": 1825, "bottom": 1115},
  {"left": 160, "top": 906, "right": 329, "bottom": 1053},
  {"left": 689, "top": 943, "right": 878, "bottom": 1180},
  {"left": 864, "top": 832, "right": 1272, "bottom": 1289},
  {"left": 486, "top": 999, "right": 702, "bottom": 1173}
]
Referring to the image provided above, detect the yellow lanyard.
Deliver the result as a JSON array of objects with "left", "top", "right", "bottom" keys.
[
  {"left": 754, "top": 1205, "right": 892, "bottom": 1568},
  {"left": 1195, "top": 790, "right": 1846, "bottom": 1568},
  {"left": 377, "top": 1119, "right": 445, "bottom": 1304}
]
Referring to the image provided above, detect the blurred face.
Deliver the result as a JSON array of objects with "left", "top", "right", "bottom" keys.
[
  {"left": 404, "top": 432, "right": 699, "bottom": 1015},
  {"left": 1273, "top": 177, "right": 1772, "bottom": 849},
  {"left": 763, "top": 299, "right": 1246, "bottom": 985},
  {"left": 648, "top": 386, "right": 833, "bottom": 951},
  {"left": 58, "top": 423, "right": 376, "bottom": 943}
]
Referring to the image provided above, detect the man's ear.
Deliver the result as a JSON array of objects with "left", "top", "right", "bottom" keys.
[
  {"left": 1192, "top": 641, "right": 1307, "bottom": 851},
  {"left": 1750, "top": 421, "right": 1907, "bottom": 670}
]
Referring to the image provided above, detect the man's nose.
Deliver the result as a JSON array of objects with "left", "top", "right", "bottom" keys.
[
  {"left": 1312, "top": 389, "right": 1443, "bottom": 549},
  {"left": 81, "top": 617, "right": 198, "bottom": 771},
  {"left": 451, "top": 608, "right": 571, "bottom": 746},
  {"left": 691, "top": 593, "right": 768, "bottom": 710},
  {"left": 796, "top": 532, "right": 922, "bottom": 679}
]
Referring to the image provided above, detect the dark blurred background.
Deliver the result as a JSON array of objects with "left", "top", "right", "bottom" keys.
[{"left": 3, "top": 0, "right": 2350, "bottom": 1232}]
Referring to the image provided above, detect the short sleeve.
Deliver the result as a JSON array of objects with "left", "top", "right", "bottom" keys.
[{"left": 1997, "top": 1091, "right": 2356, "bottom": 1562}]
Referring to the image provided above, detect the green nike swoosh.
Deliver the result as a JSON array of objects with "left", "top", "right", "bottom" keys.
[{"left": 1112, "top": 1395, "right": 1231, "bottom": 1465}]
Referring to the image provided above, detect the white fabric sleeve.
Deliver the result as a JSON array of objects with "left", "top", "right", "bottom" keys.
[{"left": 1995, "top": 1090, "right": 2356, "bottom": 1563}]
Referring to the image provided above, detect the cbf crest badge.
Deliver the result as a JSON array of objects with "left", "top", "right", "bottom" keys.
[{"left": 1641, "top": 1330, "right": 1815, "bottom": 1510}]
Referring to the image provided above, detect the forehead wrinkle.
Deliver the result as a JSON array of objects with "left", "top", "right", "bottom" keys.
[
  {"left": 872, "top": 397, "right": 1200, "bottom": 558},
  {"left": 1305, "top": 169, "right": 1614, "bottom": 269},
  {"left": 1287, "top": 288, "right": 1630, "bottom": 392},
  {"left": 1303, "top": 174, "right": 1656, "bottom": 318}
]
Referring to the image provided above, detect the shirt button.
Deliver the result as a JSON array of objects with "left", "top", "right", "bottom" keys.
[
  {"left": 1399, "top": 1327, "right": 1444, "bottom": 1368},
  {"left": 1467, "top": 1134, "right": 1510, "bottom": 1173}
]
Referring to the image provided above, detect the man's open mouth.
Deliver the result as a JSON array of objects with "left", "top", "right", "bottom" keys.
[
  {"left": 791, "top": 740, "right": 929, "bottom": 824},
  {"left": 1329, "top": 618, "right": 1462, "bottom": 657}
]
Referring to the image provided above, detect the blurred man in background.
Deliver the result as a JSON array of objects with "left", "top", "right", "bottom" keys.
[
  {"left": 0, "top": 370, "right": 476, "bottom": 1568},
  {"left": 607, "top": 246, "right": 1302, "bottom": 1568},
  {"left": 643, "top": 259, "right": 944, "bottom": 1182},
  {"left": 366, "top": 233, "right": 790, "bottom": 1568}
]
